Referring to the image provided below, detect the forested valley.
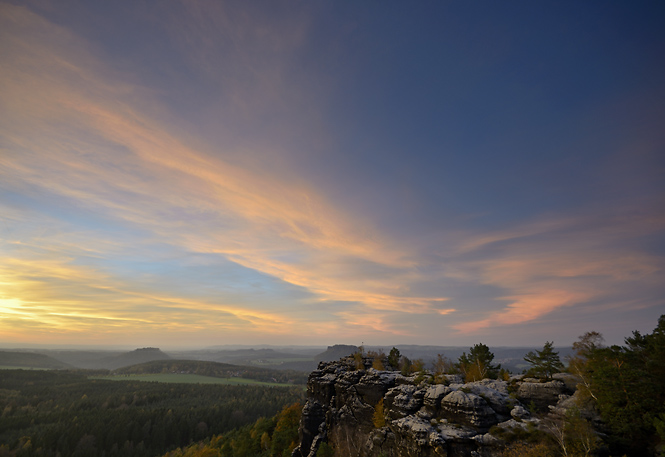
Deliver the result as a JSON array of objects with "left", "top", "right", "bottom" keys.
[
  {"left": 158, "top": 403, "right": 303, "bottom": 457},
  {"left": 0, "top": 370, "right": 303, "bottom": 457}
]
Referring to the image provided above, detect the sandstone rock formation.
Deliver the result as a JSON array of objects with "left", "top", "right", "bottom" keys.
[{"left": 293, "top": 356, "right": 581, "bottom": 457}]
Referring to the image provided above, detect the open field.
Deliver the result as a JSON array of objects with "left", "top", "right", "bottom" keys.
[{"left": 90, "top": 372, "right": 294, "bottom": 387}]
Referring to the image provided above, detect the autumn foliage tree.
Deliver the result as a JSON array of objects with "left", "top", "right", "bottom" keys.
[
  {"left": 568, "top": 331, "right": 604, "bottom": 402},
  {"left": 270, "top": 403, "right": 301, "bottom": 456},
  {"left": 433, "top": 354, "right": 454, "bottom": 382},
  {"left": 367, "top": 350, "right": 385, "bottom": 370},
  {"left": 160, "top": 402, "right": 303, "bottom": 457},
  {"left": 457, "top": 343, "right": 500, "bottom": 382},
  {"left": 372, "top": 399, "right": 386, "bottom": 428}
]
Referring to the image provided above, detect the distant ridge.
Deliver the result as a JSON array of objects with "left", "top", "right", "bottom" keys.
[
  {"left": 95, "top": 347, "right": 171, "bottom": 370},
  {"left": 0, "top": 350, "right": 71, "bottom": 369},
  {"left": 315, "top": 344, "right": 359, "bottom": 362},
  {"left": 11, "top": 344, "right": 575, "bottom": 374},
  {"left": 113, "top": 359, "right": 308, "bottom": 384}
]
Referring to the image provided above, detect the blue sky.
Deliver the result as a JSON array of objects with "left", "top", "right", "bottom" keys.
[{"left": 1, "top": 0, "right": 663, "bottom": 348}]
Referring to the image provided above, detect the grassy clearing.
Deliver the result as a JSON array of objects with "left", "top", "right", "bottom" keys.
[{"left": 90, "top": 373, "right": 293, "bottom": 387}]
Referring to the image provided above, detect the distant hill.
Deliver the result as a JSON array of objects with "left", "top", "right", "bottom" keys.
[
  {"left": 168, "top": 347, "right": 323, "bottom": 372},
  {"left": 44, "top": 347, "right": 172, "bottom": 370},
  {"left": 0, "top": 350, "right": 71, "bottom": 369},
  {"left": 20, "top": 344, "right": 574, "bottom": 375},
  {"left": 213, "top": 348, "right": 308, "bottom": 364},
  {"left": 98, "top": 347, "right": 171, "bottom": 370},
  {"left": 171, "top": 347, "right": 314, "bottom": 364},
  {"left": 315, "top": 344, "right": 359, "bottom": 362},
  {"left": 36, "top": 350, "right": 123, "bottom": 369}
]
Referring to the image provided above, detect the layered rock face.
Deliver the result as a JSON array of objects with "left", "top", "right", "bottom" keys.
[{"left": 293, "top": 357, "right": 575, "bottom": 457}]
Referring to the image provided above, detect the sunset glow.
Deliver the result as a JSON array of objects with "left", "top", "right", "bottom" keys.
[{"left": 1, "top": 1, "right": 663, "bottom": 348}]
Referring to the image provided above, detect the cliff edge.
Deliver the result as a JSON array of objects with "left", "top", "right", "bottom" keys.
[{"left": 293, "top": 355, "right": 583, "bottom": 457}]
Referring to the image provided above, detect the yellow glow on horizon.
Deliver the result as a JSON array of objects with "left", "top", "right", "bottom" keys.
[
  {"left": 2, "top": 3, "right": 662, "bottom": 346},
  {"left": 0, "top": 3, "right": 448, "bottom": 345}
]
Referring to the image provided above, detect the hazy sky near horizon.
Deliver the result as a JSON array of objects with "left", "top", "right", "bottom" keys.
[{"left": 1, "top": 1, "right": 664, "bottom": 349}]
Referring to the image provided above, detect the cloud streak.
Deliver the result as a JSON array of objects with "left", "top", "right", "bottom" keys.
[
  {"left": 0, "top": 4, "right": 448, "bottom": 344},
  {"left": 1, "top": 2, "right": 663, "bottom": 346},
  {"left": 448, "top": 209, "right": 665, "bottom": 335}
]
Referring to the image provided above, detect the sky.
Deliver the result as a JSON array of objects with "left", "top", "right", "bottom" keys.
[{"left": 1, "top": 0, "right": 664, "bottom": 349}]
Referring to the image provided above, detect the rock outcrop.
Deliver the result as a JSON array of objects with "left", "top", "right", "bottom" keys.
[
  {"left": 516, "top": 378, "right": 568, "bottom": 411},
  {"left": 293, "top": 356, "right": 580, "bottom": 457}
]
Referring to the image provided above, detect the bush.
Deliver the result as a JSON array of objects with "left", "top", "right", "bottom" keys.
[
  {"left": 367, "top": 350, "right": 386, "bottom": 370},
  {"left": 489, "top": 422, "right": 547, "bottom": 444},
  {"left": 501, "top": 441, "right": 554, "bottom": 457},
  {"left": 316, "top": 442, "right": 334, "bottom": 457},
  {"left": 352, "top": 351, "right": 364, "bottom": 370}
]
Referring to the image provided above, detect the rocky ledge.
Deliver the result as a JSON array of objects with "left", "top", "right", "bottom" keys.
[{"left": 293, "top": 356, "right": 580, "bottom": 457}]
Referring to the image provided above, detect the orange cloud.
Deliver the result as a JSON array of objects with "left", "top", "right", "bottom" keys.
[
  {"left": 450, "top": 211, "right": 665, "bottom": 334},
  {"left": 0, "top": 4, "right": 450, "bottom": 344},
  {"left": 2, "top": 4, "right": 662, "bottom": 346}
]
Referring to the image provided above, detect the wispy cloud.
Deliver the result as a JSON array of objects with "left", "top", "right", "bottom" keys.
[
  {"left": 449, "top": 209, "right": 665, "bottom": 335},
  {"left": 1, "top": 3, "right": 662, "bottom": 346},
  {"left": 0, "top": 4, "right": 448, "bottom": 343}
]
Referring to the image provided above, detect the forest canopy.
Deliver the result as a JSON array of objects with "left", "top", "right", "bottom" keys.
[{"left": 0, "top": 370, "right": 304, "bottom": 457}]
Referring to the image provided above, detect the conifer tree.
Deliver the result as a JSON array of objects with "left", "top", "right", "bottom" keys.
[
  {"left": 388, "top": 347, "right": 401, "bottom": 369},
  {"left": 524, "top": 341, "right": 564, "bottom": 380}
]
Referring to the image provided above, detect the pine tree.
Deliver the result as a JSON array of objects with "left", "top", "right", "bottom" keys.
[
  {"left": 524, "top": 341, "right": 564, "bottom": 380},
  {"left": 387, "top": 347, "right": 401, "bottom": 369}
]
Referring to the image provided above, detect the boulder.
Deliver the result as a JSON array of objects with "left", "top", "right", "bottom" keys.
[
  {"left": 517, "top": 380, "right": 566, "bottom": 411},
  {"left": 385, "top": 385, "right": 425, "bottom": 420},
  {"left": 466, "top": 380, "right": 513, "bottom": 417},
  {"left": 510, "top": 405, "right": 530, "bottom": 420},
  {"left": 440, "top": 390, "right": 499, "bottom": 429},
  {"left": 423, "top": 384, "right": 453, "bottom": 412}
]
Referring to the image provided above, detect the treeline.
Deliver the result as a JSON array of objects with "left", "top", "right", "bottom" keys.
[
  {"left": 351, "top": 343, "right": 510, "bottom": 382},
  {"left": 159, "top": 403, "right": 302, "bottom": 457},
  {"left": 0, "top": 370, "right": 304, "bottom": 457},
  {"left": 569, "top": 315, "right": 665, "bottom": 456},
  {"left": 115, "top": 360, "right": 308, "bottom": 385},
  {"left": 499, "top": 316, "right": 665, "bottom": 457}
]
